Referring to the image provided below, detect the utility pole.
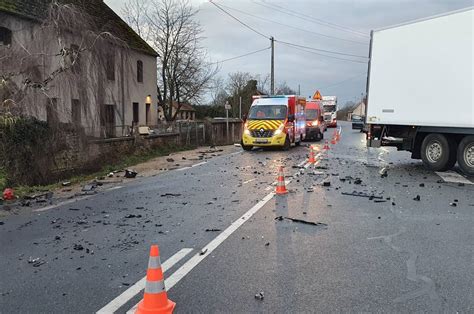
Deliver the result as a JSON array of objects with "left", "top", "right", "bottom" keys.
[
  {"left": 298, "top": 84, "right": 301, "bottom": 96},
  {"left": 239, "top": 96, "right": 242, "bottom": 120},
  {"left": 270, "top": 36, "right": 274, "bottom": 95},
  {"left": 225, "top": 101, "right": 231, "bottom": 143}
]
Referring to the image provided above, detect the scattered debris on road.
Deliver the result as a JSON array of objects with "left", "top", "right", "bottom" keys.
[
  {"left": 413, "top": 195, "right": 421, "bottom": 201},
  {"left": 275, "top": 216, "right": 327, "bottom": 226},
  {"left": 27, "top": 257, "right": 45, "bottom": 267},
  {"left": 124, "top": 169, "right": 138, "bottom": 178},
  {"left": 341, "top": 192, "right": 383, "bottom": 199},
  {"left": 124, "top": 214, "right": 142, "bottom": 218},
  {"left": 160, "top": 193, "right": 182, "bottom": 197},
  {"left": 205, "top": 228, "right": 221, "bottom": 232},
  {"left": 255, "top": 291, "right": 264, "bottom": 300}
]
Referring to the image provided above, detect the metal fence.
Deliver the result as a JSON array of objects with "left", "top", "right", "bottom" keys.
[{"left": 84, "top": 119, "right": 243, "bottom": 147}]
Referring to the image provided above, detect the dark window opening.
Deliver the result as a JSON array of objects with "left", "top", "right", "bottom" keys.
[
  {"left": 0, "top": 27, "right": 12, "bottom": 46},
  {"left": 137, "top": 60, "right": 143, "bottom": 83},
  {"left": 72, "top": 99, "right": 81, "bottom": 126},
  {"left": 70, "top": 44, "right": 81, "bottom": 74},
  {"left": 46, "top": 98, "right": 59, "bottom": 125},
  {"left": 106, "top": 53, "right": 115, "bottom": 81},
  {"left": 100, "top": 104, "right": 116, "bottom": 138},
  {"left": 145, "top": 103, "right": 150, "bottom": 125},
  {"left": 133, "top": 102, "right": 139, "bottom": 124}
]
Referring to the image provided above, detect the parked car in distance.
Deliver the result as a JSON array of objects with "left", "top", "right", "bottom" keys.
[{"left": 351, "top": 115, "right": 364, "bottom": 130}]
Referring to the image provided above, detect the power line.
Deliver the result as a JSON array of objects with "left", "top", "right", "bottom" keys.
[
  {"left": 209, "top": 0, "right": 270, "bottom": 39},
  {"left": 210, "top": 2, "right": 368, "bottom": 61},
  {"left": 252, "top": 0, "right": 369, "bottom": 38},
  {"left": 218, "top": 3, "right": 367, "bottom": 45},
  {"left": 320, "top": 73, "right": 367, "bottom": 89},
  {"left": 276, "top": 40, "right": 368, "bottom": 59},
  {"left": 210, "top": 47, "right": 270, "bottom": 64},
  {"left": 279, "top": 42, "right": 368, "bottom": 64}
]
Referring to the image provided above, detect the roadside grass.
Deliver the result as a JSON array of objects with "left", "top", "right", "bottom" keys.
[{"left": 0, "top": 144, "right": 194, "bottom": 199}]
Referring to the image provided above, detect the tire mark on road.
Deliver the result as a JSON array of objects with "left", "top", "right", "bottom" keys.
[{"left": 368, "top": 196, "right": 442, "bottom": 312}]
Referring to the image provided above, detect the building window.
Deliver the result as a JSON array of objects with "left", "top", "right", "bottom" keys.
[
  {"left": 70, "top": 44, "right": 81, "bottom": 74},
  {"left": 72, "top": 99, "right": 81, "bottom": 126},
  {"left": 0, "top": 27, "right": 12, "bottom": 46},
  {"left": 46, "top": 98, "right": 59, "bottom": 125},
  {"left": 100, "top": 104, "right": 116, "bottom": 138},
  {"left": 137, "top": 60, "right": 143, "bottom": 83},
  {"left": 145, "top": 103, "right": 150, "bottom": 125},
  {"left": 106, "top": 52, "right": 115, "bottom": 81},
  {"left": 133, "top": 102, "right": 139, "bottom": 124}
]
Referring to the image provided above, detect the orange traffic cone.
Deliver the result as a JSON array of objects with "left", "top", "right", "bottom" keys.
[
  {"left": 275, "top": 166, "right": 288, "bottom": 195},
  {"left": 331, "top": 137, "right": 337, "bottom": 145},
  {"left": 323, "top": 140, "right": 330, "bottom": 150},
  {"left": 136, "top": 245, "right": 175, "bottom": 314},
  {"left": 308, "top": 146, "right": 316, "bottom": 164}
]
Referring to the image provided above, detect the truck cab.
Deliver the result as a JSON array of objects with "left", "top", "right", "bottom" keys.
[
  {"left": 322, "top": 96, "right": 338, "bottom": 128},
  {"left": 241, "top": 95, "right": 306, "bottom": 151},
  {"left": 304, "top": 100, "right": 326, "bottom": 141}
]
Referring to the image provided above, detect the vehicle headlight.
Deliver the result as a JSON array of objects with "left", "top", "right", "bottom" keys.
[
  {"left": 311, "top": 120, "right": 318, "bottom": 126},
  {"left": 273, "top": 124, "right": 284, "bottom": 135},
  {"left": 244, "top": 129, "right": 251, "bottom": 135}
]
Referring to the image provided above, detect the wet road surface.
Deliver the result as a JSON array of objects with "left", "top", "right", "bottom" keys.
[{"left": 1, "top": 121, "right": 473, "bottom": 313}]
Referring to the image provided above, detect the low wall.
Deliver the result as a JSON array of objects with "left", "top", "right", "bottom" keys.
[{"left": 49, "top": 119, "right": 242, "bottom": 180}]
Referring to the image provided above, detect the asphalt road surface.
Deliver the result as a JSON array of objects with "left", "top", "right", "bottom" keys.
[{"left": 1, "top": 121, "right": 473, "bottom": 313}]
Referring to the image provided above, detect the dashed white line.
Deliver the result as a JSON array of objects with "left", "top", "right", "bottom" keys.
[
  {"left": 97, "top": 248, "right": 193, "bottom": 314},
  {"left": 242, "top": 178, "right": 256, "bottom": 185},
  {"left": 126, "top": 192, "right": 276, "bottom": 313}
]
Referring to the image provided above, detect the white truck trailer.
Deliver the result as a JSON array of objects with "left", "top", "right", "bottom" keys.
[{"left": 366, "top": 7, "right": 474, "bottom": 175}]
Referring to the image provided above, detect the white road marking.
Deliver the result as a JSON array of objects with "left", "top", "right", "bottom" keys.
[
  {"left": 126, "top": 192, "right": 276, "bottom": 313},
  {"left": 126, "top": 158, "right": 316, "bottom": 313},
  {"left": 107, "top": 186, "right": 123, "bottom": 191},
  {"left": 97, "top": 248, "right": 193, "bottom": 314},
  {"left": 191, "top": 161, "right": 207, "bottom": 167},
  {"left": 176, "top": 166, "right": 191, "bottom": 171},
  {"left": 435, "top": 171, "right": 473, "bottom": 185},
  {"left": 33, "top": 197, "right": 89, "bottom": 212},
  {"left": 242, "top": 178, "right": 256, "bottom": 184}
]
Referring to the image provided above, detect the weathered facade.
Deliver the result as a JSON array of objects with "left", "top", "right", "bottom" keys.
[{"left": 0, "top": 0, "right": 158, "bottom": 138}]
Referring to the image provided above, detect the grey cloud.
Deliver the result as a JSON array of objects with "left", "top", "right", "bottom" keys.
[{"left": 106, "top": 0, "right": 471, "bottom": 104}]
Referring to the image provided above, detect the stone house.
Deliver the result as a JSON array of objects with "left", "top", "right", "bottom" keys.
[
  {"left": 158, "top": 102, "right": 196, "bottom": 121},
  {"left": 0, "top": 0, "right": 158, "bottom": 138},
  {"left": 348, "top": 101, "right": 366, "bottom": 120}
]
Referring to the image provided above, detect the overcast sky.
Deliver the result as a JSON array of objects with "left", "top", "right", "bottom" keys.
[{"left": 105, "top": 0, "right": 472, "bottom": 105}]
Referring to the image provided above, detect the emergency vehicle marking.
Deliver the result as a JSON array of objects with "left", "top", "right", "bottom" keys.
[{"left": 247, "top": 120, "right": 283, "bottom": 130}]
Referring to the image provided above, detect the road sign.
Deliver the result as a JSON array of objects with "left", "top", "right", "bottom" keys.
[
  {"left": 312, "top": 90, "right": 322, "bottom": 100},
  {"left": 225, "top": 103, "right": 231, "bottom": 110}
]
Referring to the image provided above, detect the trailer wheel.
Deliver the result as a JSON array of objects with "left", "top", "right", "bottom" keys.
[
  {"left": 457, "top": 136, "right": 474, "bottom": 175},
  {"left": 421, "top": 134, "right": 452, "bottom": 171}
]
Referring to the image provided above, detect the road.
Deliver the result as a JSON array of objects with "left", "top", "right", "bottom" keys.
[{"left": 1, "top": 121, "right": 473, "bottom": 313}]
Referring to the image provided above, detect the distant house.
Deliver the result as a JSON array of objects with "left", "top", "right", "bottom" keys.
[
  {"left": 0, "top": 0, "right": 158, "bottom": 138},
  {"left": 158, "top": 102, "right": 196, "bottom": 121},
  {"left": 348, "top": 101, "right": 366, "bottom": 120}
]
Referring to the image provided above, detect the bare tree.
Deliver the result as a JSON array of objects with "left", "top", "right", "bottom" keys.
[
  {"left": 226, "top": 72, "right": 252, "bottom": 97},
  {"left": 209, "top": 76, "right": 228, "bottom": 107},
  {"left": 123, "top": 0, "right": 216, "bottom": 121},
  {"left": 275, "top": 81, "right": 297, "bottom": 95},
  {"left": 255, "top": 74, "right": 270, "bottom": 95}
]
